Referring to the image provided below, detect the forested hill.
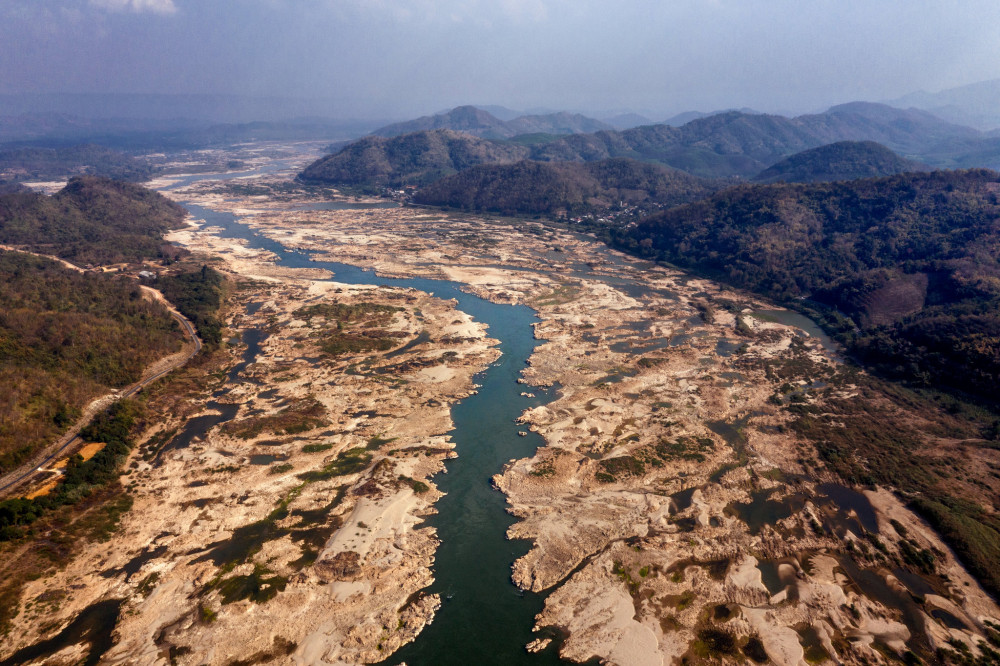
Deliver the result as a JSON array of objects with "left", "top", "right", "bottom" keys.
[
  {"left": 413, "top": 158, "right": 715, "bottom": 215},
  {"left": 0, "top": 144, "right": 152, "bottom": 184},
  {"left": 297, "top": 130, "right": 529, "bottom": 187},
  {"left": 752, "top": 141, "right": 929, "bottom": 183},
  {"left": 0, "top": 175, "right": 187, "bottom": 265},
  {"left": 614, "top": 168, "right": 1000, "bottom": 404}
]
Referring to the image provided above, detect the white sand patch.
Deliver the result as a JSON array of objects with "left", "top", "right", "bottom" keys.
[{"left": 321, "top": 490, "right": 421, "bottom": 561}]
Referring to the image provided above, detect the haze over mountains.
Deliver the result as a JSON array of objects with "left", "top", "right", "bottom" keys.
[
  {"left": 299, "top": 101, "right": 1000, "bottom": 197},
  {"left": 889, "top": 78, "right": 1000, "bottom": 131},
  {"left": 371, "top": 106, "right": 613, "bottom": 140}
]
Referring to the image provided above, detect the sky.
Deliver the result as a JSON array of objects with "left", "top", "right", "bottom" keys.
[{"left": 3, "top": 0, "right": 1000, "bottom": 121}]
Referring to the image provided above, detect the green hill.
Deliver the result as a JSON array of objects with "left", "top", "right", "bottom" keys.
[
  {"left": 413, "top": 158, "right": 714, "bottom": 215},
  {"left": 297, "top": 129, "right": 530, "bottom": 188},
  {"left": 753, "top": 141, "right": 929, "bottom": 183},
  {"left": 0, "top": 175, "right": 187, "bottom": 265},
  {"left": 615, "top": 168, "right": 1000, "bottom": 403}
]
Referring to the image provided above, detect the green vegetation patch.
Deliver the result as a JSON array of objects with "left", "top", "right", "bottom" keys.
[
  {"left": 398, "top": 475, "right": 430, "bottom": 494},
  {"left": 301, "top": 443, "right": 333, "bottom": 454},
  {"left": 296, "top": 447, "right": 372, "bottom": 482},
  {"left": 158, "top": 263, "right": 227, "bottom": 348},
  {"left": 223, "top": 397, "right": 327, "bottom": 440},
  {"left": 294, "top": 302, "right": 407, "bottom": 359},
  {"left": 596, "top": 455, "right": 645, "bottom": 483},
  {"left": 209, "top": 564, "right": 288, "bottom": 605},
  {"left": 293, "top": 302, "right": 402, "bottom": 326}
]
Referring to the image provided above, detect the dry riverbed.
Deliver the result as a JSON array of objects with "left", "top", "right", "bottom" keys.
[
  {"left": 4, "top": 166, "right": 1000, "bottom": 665},
  {"left": 1, "top": 209, "right": 500, "bottom": 663},
  {"left": 171, "top": 175, "right": 1000, "bottom": 665}
]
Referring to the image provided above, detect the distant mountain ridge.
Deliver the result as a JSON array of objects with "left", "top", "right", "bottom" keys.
[
  {"left": 890, "top": 79, "right": 1000, "bottom": 131},
  {"left": 371, "top": 106, "right": 612, "bottom": 140},
  {"left": 300, "top": 101, "right": 1000, "bottom": 187},
  {"left": 753, "top": 141, "right": 929, "bottom": 183},
  {"left": 532, "top": 102, "right": 987, "bottom": 177}
]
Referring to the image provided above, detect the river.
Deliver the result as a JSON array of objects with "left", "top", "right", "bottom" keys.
[{"left": 179, "top": 202, "right": 571, "bottom": 664}]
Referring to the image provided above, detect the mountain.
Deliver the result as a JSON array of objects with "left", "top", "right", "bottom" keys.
[
  {"left": 602, "top": 113, "right": 654, "bottom": 130},
  {"left": 890, "top": 79, "right": 1000, "bottom": 131},
  {"left": 662, "top": 108, "right": 761, "bottom": 126},
  {"left": 305, "top": 103, "right": 1000, "bottom": 188},
  {"left": 753, "top": 141, "right": 929, "bottom": 183},
  {"left": 413, "top": 158, "right": 713, "bottom": 215},
  {"left": 372, "top": 106, "right": 510, "bottom": 139},
  {"left": 297, "top": 129, "right": 529, "bottom": 187},
  {"left": 371, "top": 106, "right": 612, "bottom": 140},
  {"left": 474, "top": 105, "right": 523, "bottom": 121},
  {"left": 533, "top": 103, "right": 991, "bottom": 178},
  {"left": 532, "top": 111, "right": 824, "bottom": 178},
  {"left": 504, "top": 112, "right": 611, "bottom": 136}
]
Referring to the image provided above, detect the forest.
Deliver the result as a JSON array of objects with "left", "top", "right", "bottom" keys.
[
  {"left": 615, "top": 168, "right": 1000, "bottom": 405},
  {"left": 413, "top": 158, "right": 714, "bottom": 216},
  {"left": 0, "top": 175, "right": 187, "bottom": 265},
  {"left": 0, "top": 251, "right": 182, "bottom": 475}
]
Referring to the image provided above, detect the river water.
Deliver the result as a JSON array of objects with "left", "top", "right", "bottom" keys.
[{"left": 179, "top": 202, "right": 570, "bottom": 664}]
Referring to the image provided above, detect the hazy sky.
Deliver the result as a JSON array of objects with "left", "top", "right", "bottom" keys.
[{"left": 3, "top": 0, "right": 1000, "bottom": 120}]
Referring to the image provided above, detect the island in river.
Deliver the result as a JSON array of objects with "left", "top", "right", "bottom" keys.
[{"left": 1, "top": 144, "right": 998, "bottom": 666}]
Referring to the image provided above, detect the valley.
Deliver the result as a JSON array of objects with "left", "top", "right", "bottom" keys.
[{"left": 1, "top": 146, "right": 999, "bottom": 665}]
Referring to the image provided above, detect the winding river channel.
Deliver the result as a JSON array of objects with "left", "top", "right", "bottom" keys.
[{"left": 178, "top": 198, "right": 572, "bottom": 664}]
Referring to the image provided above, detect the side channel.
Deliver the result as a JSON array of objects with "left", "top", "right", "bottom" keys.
[{"left": 181, "top": 203, "right": 571, "bottom": 664}]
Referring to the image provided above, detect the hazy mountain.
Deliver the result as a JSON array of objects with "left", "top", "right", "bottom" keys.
[
  {"left": 372, "top": 106, "right": 510, "bottom": 139},
  {"left": 662, "top": 108, "right": 761, "bottom": 126},
  {"left": 753, "top": 141, "right": 929, "bottom": 183},
  {"left": 601, "top": 113, "right": 654, "bottom": 130},
  {"left": 533, "top": 103, "right": 991, "bottom": 178},
  {"left": 890, "top": 79, "right": 1000, "bottom": 131},
  {"left": 305, "top": 102, "right": 1000, "bottom": 186},
  {"left": 0, "top": 92, "right": 385, "bottom": 124},
  {"left": 297, "top": 129, "right": 529, "bottom": 187},
  {"left": 505, "top": 112, "right": 611, "bottom": 136},
  {"left": 413, "top": 158, "right": 713, "bottom": 215},
  {"left": 474, "top": 105, "right": 523, "bottom": 121},
  {"left": 371, "top": 106, "right": 611, "bottom": 140},
  {"left": 0, "top": 144, "right": 153, "bottom": 183},
  {"left": 0, "top": 113, "right": 377, "bottom": 151}
]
